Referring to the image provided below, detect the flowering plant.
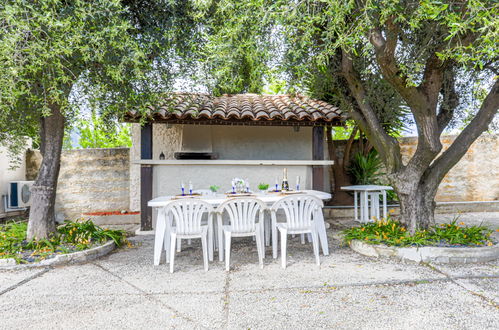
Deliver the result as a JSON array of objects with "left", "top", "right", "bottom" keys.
[{"left": 231, "top": 178, "right": 248, "bottom": 193}]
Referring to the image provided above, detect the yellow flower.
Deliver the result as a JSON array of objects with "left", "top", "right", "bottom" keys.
[
  {"left": 496, "top": 229, "right": 499, "bottom": 232},
  {"left": 364, "top": 237, "right": 368, "bottom": 241},
  {"left": 459, "top": 222, "right": 465, "bottom": 226},
  {"left": 361, "top": 227, "right": 365, "bottom": 232},
  {"left": 463, "top": 235, "right": 467, "bottom": 238},
  {"left": 487, "top": 242, "right": 493, "bottom": 246},
  {"left": 401, "top": 228, "right": 406, "bottom": 232},
  {"left": 389, "top": 209, "right": 395, "bottom": 214}
]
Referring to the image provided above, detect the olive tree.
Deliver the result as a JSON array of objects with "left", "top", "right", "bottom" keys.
[
  {"left": 198, "top": 0, "right": 498, "bottom": 232},
  {"left": 0, "top": 0, "right": 196, "bottom": 239}
]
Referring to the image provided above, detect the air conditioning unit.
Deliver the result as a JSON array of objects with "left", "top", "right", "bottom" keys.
[{"left": 8, "top": 181, "right": 35, "bottom": 208}]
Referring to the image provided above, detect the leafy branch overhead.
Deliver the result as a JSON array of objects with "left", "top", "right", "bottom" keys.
[{"left": 0, "top": 0, "right": 203, "bottom": 239}]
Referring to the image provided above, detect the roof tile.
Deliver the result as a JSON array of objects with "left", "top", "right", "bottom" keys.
[{"left": 126, "top": 93, "right": 344, "bottom": 125}]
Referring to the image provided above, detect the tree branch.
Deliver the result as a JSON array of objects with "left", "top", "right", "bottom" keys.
[
  {"left": 428, "top": 79, "right": 499, "bottom": 184},
  {"left": 437, "top": 67, "right": 459, "bottom": 133},
  {"left": 368, "top": 23, "right": 425, "bottom": 108},
  {"left": 341, "top": 49, "right": 402, "bottom": 172}
]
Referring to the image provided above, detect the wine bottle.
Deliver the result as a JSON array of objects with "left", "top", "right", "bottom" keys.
[{"left": 281, "top": 168, "right": 289, "bottom": 191}]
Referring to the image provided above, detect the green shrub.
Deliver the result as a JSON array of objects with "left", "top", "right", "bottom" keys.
[
  {"left": 348, "top": 150, "right": 384, "bottom": 185},
  {"left": 343, "top": 218, "right": 495, "bottom": 247}
]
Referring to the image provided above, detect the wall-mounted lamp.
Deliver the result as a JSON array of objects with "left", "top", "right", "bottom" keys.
[{"left": 159, "top": 152, "right": 165, "bottom": 160}]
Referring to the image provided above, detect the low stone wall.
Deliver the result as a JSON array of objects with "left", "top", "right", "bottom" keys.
[
  {"left": 399, "top": 135, "right": 499, "bottom": 202},
  {"left": 25, "top": 148, "right": 133, "bottom": 222},
  {"left": 23, "top": 133, "right": 498, "bottom": 224}
]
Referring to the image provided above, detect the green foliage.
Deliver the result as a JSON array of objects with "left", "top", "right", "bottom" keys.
[
  {"left": 257, "top": 183, "right": 269, "bottom": 191},
  {"left": 0, "top": 0, "right": 199, "bottom": 163},
  {"left": 209, "top": 185, "right": 220, "bottom": 193},
  {"left": 191, "top": 0, "right": 276, "bottom": 95},
  {"left": 343, "top": 219, "right": 495, "bottom": 247},
  {"left": 65, "top": 113, "right": 132, "bottom": 149},
  {"left": 0, "top": 220, "right": 127, "bottom": 264},
  {"left": 348, "top": 151, "right": 384, "bottom": 185}
]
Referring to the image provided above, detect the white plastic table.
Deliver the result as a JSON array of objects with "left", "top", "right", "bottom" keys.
[
  {"left": 340, "top": 185, "right": 392, "bottom": 223},
  {"left": 148, "top": 190, "right": 332, "bottom": 265}
]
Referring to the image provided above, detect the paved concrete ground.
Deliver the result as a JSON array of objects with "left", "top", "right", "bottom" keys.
[{"left": 0, "top": 214, "right": 498, "bottom": 329}]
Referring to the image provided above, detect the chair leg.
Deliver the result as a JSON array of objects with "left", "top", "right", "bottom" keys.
[
  {"left": 280, "top": 229, "right": 287, "bottom": 269},
  {"left": 201, "top": 234, "right": 209, "bottom": 272},
  {"left": 218, "top": 226, "right": 224, "bottom": 262},
  {"left": 265, "top": 219, "right": 271, "bottom": 247},
  {"left": 255, "top": 231, "right": 263, "bottom": 269},
  {"left": 177, "top": 238, "right": 182, "bottom": 252},
  {"left": 213, "top": 226, "right": 218, "bottom": 251},
  {"left": 261, "top": 224, "right": 266, "bottom": 259},
  {"left": 311, "top": 230, "right": 320, "bottom": 266},
  {"left": 272, "top": 221, "right": 278, "bottom": 259},
  {"left": 169, "top": 234, "right": 177, "bottom": 273},
  {"left": 225, "top": 232, "right": 232, "bottom": 271},
  {"left": 208, "top": 224, "right": 214, "bottom": 262},
  {"left": 300, "top": 234, "right": 305, "bottom": 244},
  {"left": 164, "top": 217, "right": 171, "bottom": 263}
]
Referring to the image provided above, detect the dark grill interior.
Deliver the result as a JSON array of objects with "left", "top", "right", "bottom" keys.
[{"left": 174, "top": 152, "right": 218, "bottom": 160}]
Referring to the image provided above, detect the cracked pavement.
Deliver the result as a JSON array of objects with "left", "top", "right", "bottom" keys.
[{"left": 1, "top": 221, "right": 498, "bottom": 329}]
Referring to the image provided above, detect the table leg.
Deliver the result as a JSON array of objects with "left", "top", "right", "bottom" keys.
[
  {"left": 354, "top": 191, "right": 358, "bottom": 222},
  {"left": 316, "top": 210, "right": 329, "bottom": 256},
  {"left": 154, "top": 208, "right": 166, "bottom": 265},
  {"left": 164, "top": 212, "right": 171, "bottom": 263},
  {"left": 370, "top": 193, "right": 378, "bottom": 221},
  {"left": 359, "top": 191, "right": 364, "bottom": 223},
  {"left": 265, "top": 215, "right": 271, "bottom": 247},
  {"left": 382, "top": 190, "right": 387, "bottom": 219},
  {"left": 362, "top": 191, "right": 369, "bottom": 223}
]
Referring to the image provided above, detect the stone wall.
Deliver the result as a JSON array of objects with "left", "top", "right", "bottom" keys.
[
  {"left": 23, "top": 133, "right": 498, "bottom": 221},
  {"left": 399, "top": 134, "right": 499, "bottom": 202},
  {"left": 50, "top": 148, "right": 131, "bottom": 220},
  {"left": 129, "top": 123, "right": 183, "bottom": 211}
]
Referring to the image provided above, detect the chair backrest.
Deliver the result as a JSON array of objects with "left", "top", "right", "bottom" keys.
[
  {"left": 216, "top": 198, "right": 267, "bottom": 233},
  {"left": 164, "top": 199, "right": 214, "bottom": 235},
  {"left": 270, "top": 195, "right": 324, "bottom": 230}
]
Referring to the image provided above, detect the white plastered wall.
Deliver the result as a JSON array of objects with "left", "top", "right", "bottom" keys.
[{"left": 0, "top": 146, "right": 27, "bottom": 215}]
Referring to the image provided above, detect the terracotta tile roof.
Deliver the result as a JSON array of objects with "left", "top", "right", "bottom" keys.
[{"left": 125, "top": 93, "right": 344, "bottom": 126}]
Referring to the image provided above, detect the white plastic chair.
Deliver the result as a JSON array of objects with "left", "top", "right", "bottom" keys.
[
  {"left": 215, "top": 198, "right": 267, "bottom": 271},
  {"left": 174, "top": 190, "right": 214, "bottom": 250},
  {"left": 164, "top": 199, "right": 214, "bottom": 273},
  {"left": 270, "top": 195, "right": 324, "bottom": 269}
]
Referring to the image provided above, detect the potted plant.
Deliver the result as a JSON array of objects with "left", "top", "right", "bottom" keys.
[
  {"left": 209, "top": 185, "right": 220, "bottom": 195},
  {"left": 258, "top": 183, "right": 269, "bottom": 194}
]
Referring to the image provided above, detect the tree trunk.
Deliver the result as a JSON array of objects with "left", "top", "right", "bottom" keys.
[
  {"left": 392, "top": 175, "right": 439, "bottom": 233},
  {"left": 27, "top": 104, "right": 65, "bottom": 240},
  {"left": 326, "top": 126, "right": 354, "bottom": 205}
]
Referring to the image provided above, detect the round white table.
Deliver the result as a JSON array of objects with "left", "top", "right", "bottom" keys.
[
  {"left": 148, "top": 190, "right": 332, "bottom": 265},
  {"left": 340, "top": 185, "right": 393, "bottom": 223}
]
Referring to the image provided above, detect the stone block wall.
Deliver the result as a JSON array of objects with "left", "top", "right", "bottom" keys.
[
  {"left": 399, "top": 135, "right": 499, "bottom": 202},
  {"left": 27, "top": 148, "right": 132, "bottom": 221},
  {"left": 23, "top": 133, "right": 498, "bottom": 221},
  {"left": 55, "top": 148, "right": 131, "bottom": 220}
]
